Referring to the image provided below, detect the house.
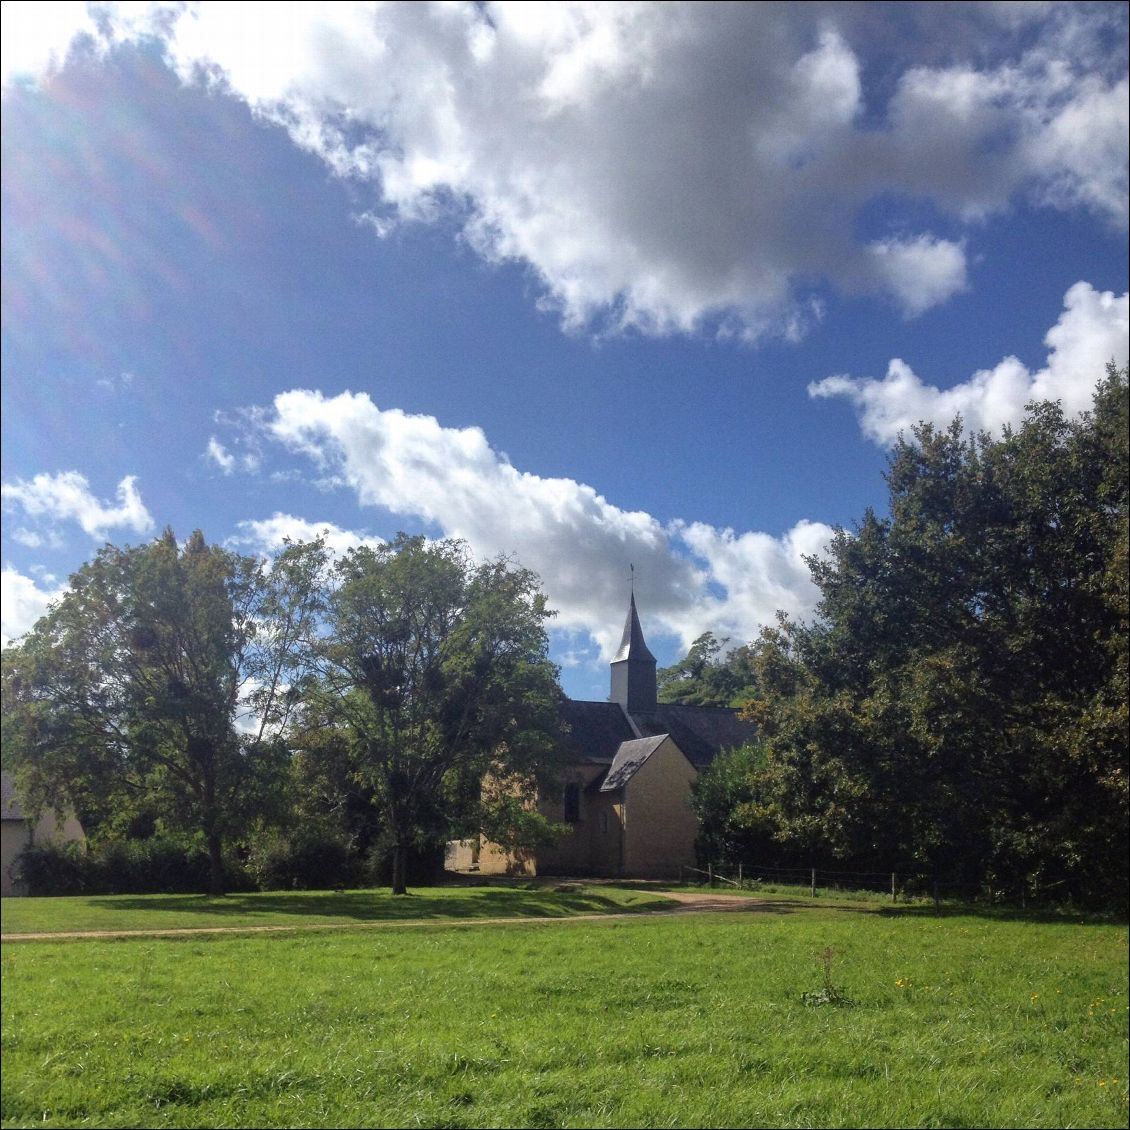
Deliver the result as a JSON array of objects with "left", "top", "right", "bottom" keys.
[
  {"left": 1, "top": 771, "right": 85, "bottom": 896},
  {"left": 450, "top": 593, "right": 757, "bottom": 878}
]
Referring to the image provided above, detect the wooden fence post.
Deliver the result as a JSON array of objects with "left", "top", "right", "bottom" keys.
[
  {"left": 738, "top": 863, "right": 743, "bottom": 887},
  {"left": 891, "top": 872, "right": 897, "bottom": 901},
  {"left": 708, "top": 862, "right": 714, "bottom": 888},
  {"left": 810, "top": 868, "right": 816, "bottom": 898}
]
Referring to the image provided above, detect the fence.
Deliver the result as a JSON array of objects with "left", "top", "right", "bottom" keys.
[
  {"left": 681, "top": 862, "right": 933, "bottom": 902},
  {"left": 681, "top": 861, "right": 1126, "bottom": 911}
]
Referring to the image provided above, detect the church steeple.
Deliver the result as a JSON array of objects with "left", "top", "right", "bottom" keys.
[{"left": 610, "top": 591, "right": 657, "bottom": 712}]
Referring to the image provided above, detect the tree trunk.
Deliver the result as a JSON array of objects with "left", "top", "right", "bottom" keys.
[
  {"left": 207, "top": 826, "right": 225, "bottom": 897},
  {"left": 391, "top": 842, "right": 408, "bottom": 895},
  {"left": 202, "top": 773, "right": 224, "bottom": 896}
]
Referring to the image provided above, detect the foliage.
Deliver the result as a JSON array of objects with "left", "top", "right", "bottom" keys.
[
  {"left": 14, "top": 836, "right": 245, "bottom": 896},
  {"left": 1, "top": 529, "right": 564, "bottom": 899},
  {"left": 12, "top": 841, "right": 89, "bottom": 897},
  {"left": 735, "top": 365, "right": 1129, "bottom": 905},
  {"left": 241, "top": 824, "right": 360, "bottom": 892},
  {"left": 1, "top": 530, "right": 320, "bottom": 894},
  {"left": 800, "top": 945, "right": 855, "bottom": 1008},
  {"left": 477, "top": 782, "right": 569, "bottom": 865},
  {"left": 657, "top": 631, "right": 759, "bottom": 706},
  {"left": 304, "top": 534, "right": 563, "bottom": 893},
  {"left": 690, "top": 742, "right": 776, "bottom": 868}
]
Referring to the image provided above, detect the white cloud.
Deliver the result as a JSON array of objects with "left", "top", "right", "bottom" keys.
[
  {"left": 4, "top": 3, "right": 1124, "bottom": 338},
  {"left": 0, "top": 1, "right": 97, "bottom": 89},
  {"left": 1, "top": 568, "right": 66, "bottom": 647},
  {"left": 97, "top": 369, "right": 137, "bottom": 394},
  {"left": 231, "top": 512, "right": 384, "bottom": 559},
  {"left": 1023, "top": 76, "right": 1129, "bottom": 226},
  {"left": 10, "top": 527, "right": 64, "bottom": 550},
  {"left": 243, "top": 390, "right": 832, "bottom": 656},
  {"left": 809, "top": 282, "right": 1130, "bottom": 444},
  {"left": 1, "top": 470, "right": 154, "bottom": 542},
  {"left": 206, "top": 437, "right": 236, "bottom": 474},
  {"left": 867, "top": 235, "right": 968, "bottom": 318}
]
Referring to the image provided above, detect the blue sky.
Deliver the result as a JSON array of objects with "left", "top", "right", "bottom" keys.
[{"left": 2, "top": 2, "right": 1127, "bottom": 700}]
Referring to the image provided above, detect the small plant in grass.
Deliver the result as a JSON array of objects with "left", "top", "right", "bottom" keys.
[{"left": 801, "top": 945, "right": 855, "bottom": 1008}]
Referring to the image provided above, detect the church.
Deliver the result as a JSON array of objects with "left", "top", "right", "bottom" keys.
[{"left": 451, "top": 593, "right": 758, "bottom": 878}]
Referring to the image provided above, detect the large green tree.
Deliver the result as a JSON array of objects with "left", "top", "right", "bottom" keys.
[
  {"left": 657, "top": 631, "right": 759, "bottom": 707},
  {"left": 696, "top": 366, "right": 1128, "bottom": 904},
  {"left": 1, "top": 530, "right": 321, "bottom": 894},
  {"left": 303, "top": 534, "right": 561, "bottom": 894}
]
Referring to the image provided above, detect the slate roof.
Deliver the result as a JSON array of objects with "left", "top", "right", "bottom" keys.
[
  {"left": 558, "top": 699, "right": 758, "bottom": 775},
  {"left": 630, "top": 705, "right": 758, "bottom": 769},
  {"left": 558, "top": 699, "right": 636, "bottom": 764},
  {"left": 600, "top": 735, "right": 668, "bottom": 792}
]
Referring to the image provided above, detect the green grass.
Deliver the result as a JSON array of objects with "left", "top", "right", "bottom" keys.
[
  {"left": 0, "top": 884, "right": 675, "bottom": 935},
  {"left": 2, "top": 903, "right": 1126, "bottom": 1128}
]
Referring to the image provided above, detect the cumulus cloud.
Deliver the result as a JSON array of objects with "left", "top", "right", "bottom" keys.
[
  {"left": 235, "top": 390, "right": 832, "bottom": 657},
  {"left": 867, "top": 235, "right": 968, "bottom": 317},
  {"left": 1, "top": 568, "right": 66, "bottom": 647},
  {"left": 0, "top": 1, "right": 97, "bottom": 89},
  {"left": 3, "top": 2, "right": 1125, "bottom": 338},
  {"left": 1, "top": 471, "right": 154, "bottom": 542},
  {"left": 231, "top": 512, "right": 384, "bottom": 559},
  {"left": 809, "top": 282, "right": 1130, "bottom": 444}
]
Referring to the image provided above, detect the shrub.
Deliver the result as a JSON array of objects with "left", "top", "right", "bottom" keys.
[
  {"left": 15, "top": 836, "right": 249, "bottom": 896},
  {"left": 243, "top": 828, "right": 360, "bottom": 891},
  {"left": 16, "top": 841, "right": 89, "bottom": 896}
]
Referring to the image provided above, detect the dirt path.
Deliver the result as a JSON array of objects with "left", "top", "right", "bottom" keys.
[{"left": 1, "top": 889, "right": 773, "bottom": 943}]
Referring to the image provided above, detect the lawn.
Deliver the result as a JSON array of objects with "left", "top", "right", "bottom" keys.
[
  {"left": 0, "top": 884, "right": 675, "bottom": 936},
  {"left": 2, "top": 898, "right": 1126, "bottom": 1128}
]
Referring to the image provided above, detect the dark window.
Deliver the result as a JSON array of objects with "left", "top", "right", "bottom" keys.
[{"left": 563, "top": 783, "right": 581, "bottom": 823}]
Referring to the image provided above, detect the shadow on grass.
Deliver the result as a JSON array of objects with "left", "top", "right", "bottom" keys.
[
  {"left": 875, "top": 903, "right": 1127, "bottom": 927},
  {"left": 76, "top": 887, "right": 669, "bottom": 924}
]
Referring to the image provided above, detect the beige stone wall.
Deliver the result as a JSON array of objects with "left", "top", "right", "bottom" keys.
[
  {"left": 445, "top": 739, "right": 699, "bottom": 880},
  {"left": 1, "top": 808, "right": 85, "bottom": 897},
  {"left": 446, "top": 834, "right": 536, "bottom": 876},
  {"left": 622, "top": 737, "right": 698, "bottom": 878},
  {"left": 1, "top": 820, "right": 30, "bottom": 897},
  {"left": 445, "top": 838, "right": 478, "bottom": 872},
  {"left": 585, "top": 790, "right": 624, "bottom": 876},
  {"left": 535, "top": 764, "right": 609, "bottom": 875}
]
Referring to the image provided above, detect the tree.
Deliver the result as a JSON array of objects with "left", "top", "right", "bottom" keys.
[
  {"left": 731, "top": 366, "right": 1128, "bottom": 904},
  {"left": 305, "top": 534, "right": 561, "bottom": 894},
  {"left": 657, "top": 632, "right": 759, "bottom": 707},
  {"left": 1, "top": 529, "right": 321, "bottom": 894},
  {"left": 690, "top": 742, "right": 775, "bottom": 869}
]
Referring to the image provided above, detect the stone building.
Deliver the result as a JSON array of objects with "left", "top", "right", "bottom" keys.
[{"left": 451, "top": 593, "right": 757, "bottom": 878}]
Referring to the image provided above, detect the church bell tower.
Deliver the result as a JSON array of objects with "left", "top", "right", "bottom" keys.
[{"left": 610, "top": 591, "right": 657, "bottom": 713}]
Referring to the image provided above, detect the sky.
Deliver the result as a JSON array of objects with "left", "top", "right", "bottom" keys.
[{"left": 1, "top": 1, "right": 1127, "bottom": 701}]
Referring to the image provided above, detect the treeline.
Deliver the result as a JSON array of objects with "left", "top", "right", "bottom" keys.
[
  {"left": 665, "top": 365, "right": 1128, "bottom": 908},
  {"left": 2, "top": 533, "right": 563, "bottom": 896}
]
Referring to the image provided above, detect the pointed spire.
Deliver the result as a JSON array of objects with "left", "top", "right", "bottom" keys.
[
  {"left": 612, "top": 592, "right": 656, "bottom": 664},
  {"left": 610, "top": 588, "right": 657, "bottom": 712}
]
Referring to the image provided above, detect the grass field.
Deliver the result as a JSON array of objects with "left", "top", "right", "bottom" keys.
[{"left": 2, "top": 892, "right": 1126, "bottom": 1129}]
